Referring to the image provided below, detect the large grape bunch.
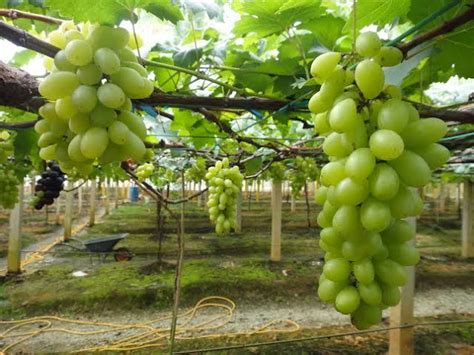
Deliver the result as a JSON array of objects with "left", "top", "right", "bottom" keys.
[
  {"left": 288, "top": 157, "right": 319, "bottom": 197},
  {"left": 310, "top": 32, "right": 450, "bottom": 330},
  {"left": 0, "top": 163, "right": 20, "bottom": 209},
  {"left": 32, "top": 161, "right": 66, "bottom": 210},
  {"left": 35, "top": 21, "right": 153, "bottom": 177},
  {"left": 136, "top": 163, "right": 154, "bottom": 181},
  {"left": 205, "top": 158, "right": 243, "bottom": 235}
]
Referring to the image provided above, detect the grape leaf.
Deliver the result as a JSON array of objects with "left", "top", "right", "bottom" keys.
[
  {"left": 144, "top": 0, "right": 183, "bottom": 24},
  {"left": 244, "top": 156, "right": 263, "bottom": 175},
  {"left": 301, "top": 15, "right": 345, "bottom": 50},
  {"left": 344, "top": 0, "right": 411, "bottom": 32}
]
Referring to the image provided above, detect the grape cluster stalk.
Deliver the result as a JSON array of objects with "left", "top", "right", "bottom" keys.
[
  {"left": 35, "top": 21, "right": 153, "bottom": 177},
  {"left": 310, "top": 32, "right": 450, "bottom": 329},
  {"left": 205, "top": 158, "right": 243, "bottom": 235},
  {"left": 32, "top": 161, "right": 66, "bottom": 210}
]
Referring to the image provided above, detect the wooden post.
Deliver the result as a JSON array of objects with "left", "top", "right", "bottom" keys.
[
  {"left": 115, "top": 180, "right": 120, "bottom": 208},
  {"left": 291, "top": 192, "right": 296, "bottom": 212},
  {"left": 54, "top": 194, "right": 61, "bottom": 225},
  {"left": 77, "top": 185, "right": 83, "bottom": 215},
  {"left": 462, "top": 180, "right": 474, "bottom": 258},
  {"left": 104, "top": 179, "right": 110, "bottom": 215},
  {"left": 438, "top": 184, "right": 446, "bottom": 213},
  {"left": 256, "top": 180, "right": 260, "bottom": 203},
  {"left": 389, "top": 216, "right": 416, "bottom": 355},
  {"left": 63, "top": 181, "right": 73, "bottom": 240},
  {"left": 89, "top": 179, "right": 97, "bottom": 226},
  {"left": 197, "top": 181, "right": 203, "bottom": 207},
  {"left": 235, "top": 189, "right": 242, "bottom": 234},
  {"left": 271, "top": 180, "right": 282, "bottom": 262},
  {"left": 7, "top": 182, "right": 24, "bottom": 274}
]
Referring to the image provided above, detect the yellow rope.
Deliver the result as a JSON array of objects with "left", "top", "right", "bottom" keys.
[{"left": 0, "top": 296, "right": 300, "bottom": 352}]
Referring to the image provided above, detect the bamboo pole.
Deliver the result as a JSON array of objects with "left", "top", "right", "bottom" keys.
[
  {"left": 63, "top": 181, "right": 73, "bottom": 240},
  {"left": 462, "top": 180, "right": 474, "bottom": 258},
  {"left": 89, "top": 179, "right": 97, "bottom": 226},
  {"left": 235, "top": 189, "right": 242, "bottom": 234}
]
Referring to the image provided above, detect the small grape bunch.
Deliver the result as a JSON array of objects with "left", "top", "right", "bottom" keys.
[
  {"left": 0, "top": 166, "right": 20, "bottom": 209},
  {"left": 0, "top": 131, "right": 14, "bottom": 164},
  {"left": 205, "top": 158, "right": 243, "bottom": 235},
  {"left": 32, "top": 161, "right": 66, "bottom": 210},
  {"left": 136, "top": 162, "right": 154, "bottom": 181}
]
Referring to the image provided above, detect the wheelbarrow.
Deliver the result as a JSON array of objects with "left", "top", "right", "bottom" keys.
[{"left": 62, "top": 233, "right": 133, "bottom": 262}]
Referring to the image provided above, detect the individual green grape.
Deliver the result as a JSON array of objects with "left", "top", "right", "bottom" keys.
[
  {"left": 94, "top": 47, "right": 121, "bottom": 75},
  {"left": 374, "top": 259, "right": 407, "bottom": 286},
  {"left": 381, "top": 219, "right": 415, "bottom": 245},
  {"left": 108, "top": 121, "right": 130, "bottom": 145},
  {"left": 313, "top": 112, "right": 332, "bottom": 135},
  {"left": 365, "top": 231, "right": 383, "bottom": 256},
  {"left": 69, "top": 113, "right": 91, "bottom": 134},
  {"left": 122, "top": 61, "right": 148, "bottom": 77},
  {"left": 358, "top": 281, "right": 382, "bottom": 306},
  {"left": 39, "top": 144, "right": 57, "bottom": 160},
  {"left": 320, "top": 227, "right": 344, "bottom": 248},
  {"left": 368, "top": 163, "right": 399, "bottom": 201},
  {"left": 319, "top": 66, "right": 346, "bottom": 100},
  {"left": 377, "top": 98, "right": 409, "bottom": 133},
  {"left": 76, "top": 63, "right": 102, "bottom": 85},
  {"left": 335, "top": 177, "right": 369, "bottom": 205},
  {"left": 360, "top": 198, "right": 392, "bottom": 232},
  {"left": 47, "top": 30, "right": 66, "bottom": 48},
  {"left": 323, "top": 132, "right": 352, "bottom": 158},
  {"left": 383, "top": 84, "right": 402, "bottom": 99},
  {"left": 39, "top": 71, "right": 80, "bottom": 100},
  {"left": 345, "top": 148, "right": 376, "bottom": 181},
  {"left": 387, "top": 243, "right": 420, "bottom": 266},
  {"left": 335, "top": 286, "right": 360, "bottom": 314},
  {"left": 308, "top": 92, "right": 333, "bottom": 114},
  {"left": 329, "top": 98, "right": 358, "bottom": 133},
  {"left": 310, "top": 52, "right": 341, "bottom": 82},
  {"left": 406, "top": 103, "right": 420, "bottom": 121},
  {"left": 65, "top": 39, "right": 93, "bottom": 66},
  {"left": 351, "top": 303, "right": 382, "bottom": 329},
  {"left": 117, "top": 48, "right": 138, "bottom": 63},
  {"left": 55, "top": 142, "right": 70, "bottom": 162},
  {"left": 369, "top": 129, "right": 404, "bottom": 160},
  {"left": 97, "top": 83, "right": 126, "bottom": 109},
  {"left": 400, "top": 118, "right": 448, "bottom": 148},
  {"left": 332, "top": 205, "right": 363, "bottom": 239},
  {"left": 87, "top": 26, "right": 129, "bottom": 50},
  {"left": 71, "top": 85, "right": 97, "bottom": 113},
  {"left": 34, "top": 119, "right": 50, "bottom": 134},
  {"left": 80, "top": 127, "right": 109, "bottom": 159},
  {"left": 389, "top": 185, "right": 418, "bottom": 219},
  {"left": 373, "top": 46, "right": 403, "bottom": 67},
  {"left": 342, "top": 239, "right": 368, "bottom": 261},
  {"left": 318, "top": 279, "right": 347, "bottom": 303},
  {"left": 49, "top": 117, "right": 68, "bottom": 136},
  {"left": 128, "top": 33, "right": 143, "bottom": 49},
  {"left": 320, "top": 160, "right": 346, "bottom": 186},
  {"left": 388, "top": 150, "right": 431, "bottom": 187},
  {"left": 110, "top": 67, "right": 146, "bottom": 97},
  {"left": 118, "top": 111, "right": 147, "bottom": 139},
  {"left": 37, "top": 132, "right": 59, "bottom": 148},
  {"left": 65, "top": 29, "right": 84, "bottom": 42},
  {"left": 381, "top": 284, "right": 401, "bottom": 306},
  {"left": 356, "top": 32, "right": 382, "bottom": 57},
  {"left": 412, "top": 143, "right": 450, "bottom": 170},
  {"left": 372, "top": 243, "right": 389, "bottom": 262},
  {"left": 353, "top": 258, "right": 375, "bottom": 284},
  {"left": 39, "top": 102, "right": 59, "bottom": 120},
  {"left": 90, "top": 104, "right": 117, "bottom": 127},
  {"left": 99, "top": 143, "right": 126, "bottom": 164},
  {"left": 323, "top": 258, "right": 351, "bottom": 282},
  {"left": 55, "top": 96, "right": 78, "bottom": 120},
  {"left": 355, "top": 59, "right": 384, "bottom": 99},
  {"left": 314, "top": 186, "right": 328, "bottom": 205},
  {"left": 121, "top": 132, "right": 146, "bottom": 160},
  {"left": 345, "top": 116, "right": 369, "bottom": 149},
  {"left": 54, "top": 50, "right": 77, "bottom": 72}
]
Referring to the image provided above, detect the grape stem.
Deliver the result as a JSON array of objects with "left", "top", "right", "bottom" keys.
[
  {"left": 0, "top": 8, "right": 62, "bottom": 25},
  {"left": 396, "top": 3, "right": 474, "bottom": 55}
]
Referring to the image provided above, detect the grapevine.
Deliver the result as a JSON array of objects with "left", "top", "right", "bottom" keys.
[
  {"left": 311, "top": 32, "right": 450, "bottom": 329},
  {"left": 205, "top": 158, "right": 243, "bottom": 235},
  {"left": 35, "top": 22, "right": 153, "bottom": 177}
]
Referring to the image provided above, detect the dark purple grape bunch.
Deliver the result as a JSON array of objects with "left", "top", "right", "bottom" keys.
[{"left": 33, "top": 162, "right": 66, "bottom": 210}]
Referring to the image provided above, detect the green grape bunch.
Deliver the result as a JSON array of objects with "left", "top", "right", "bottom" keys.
[
  {"left": 267, "top": 162, "right": 286, "bottom": 182},
  {"left": 205, "top": 158, "right": 243, "bottom": 235},
  {"left": 136, "top": 163, "right": 154, "bottom": 181},
  {"left": 0, "top": 131, "right": 14, "bottom": 164},
  {"left": 185, "top": 157, "right": 207, "bottom": 183},
  {"left": 310, "top": 31, "right": 450, "bottom": 330},
  {"left": 0, "top": 163, "right": 20, "bottom": 209},
  {"left": 35, "top": 21, "right": 153, "bottom": 177},
  {"left": 288, "top": 157, "right": 319, "bottom": 197}
]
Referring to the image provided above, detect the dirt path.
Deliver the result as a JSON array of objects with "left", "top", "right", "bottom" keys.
[
  {"left": 0, "top": 207, "right": 106, "bottom": 273},
  {"left": 3, "top": 286, "right": 473, "bottom": 353}
]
